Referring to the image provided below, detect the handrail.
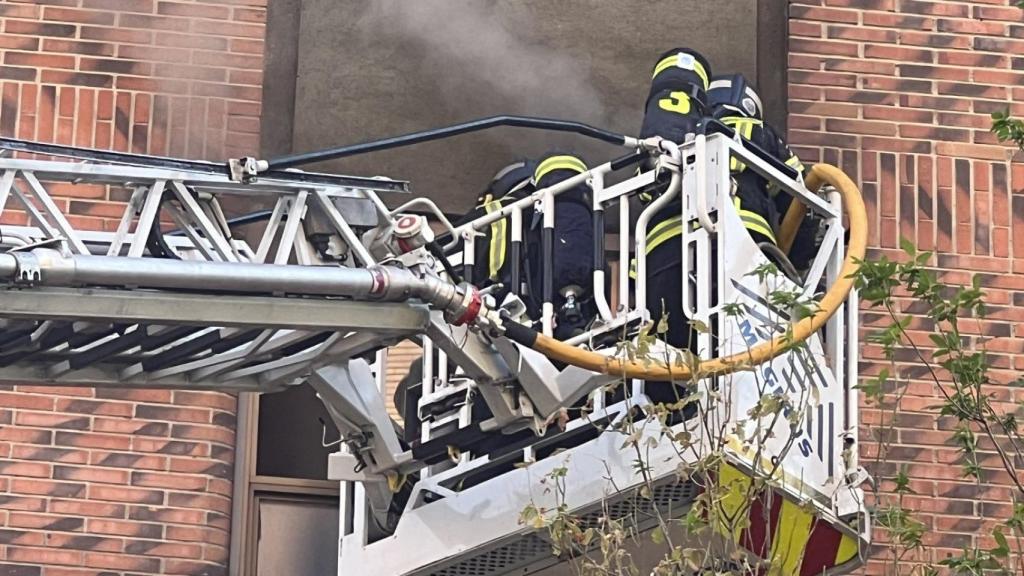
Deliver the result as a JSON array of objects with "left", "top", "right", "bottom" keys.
[{"left": 501, "top": 163, "right": 866, "bottom": 380}]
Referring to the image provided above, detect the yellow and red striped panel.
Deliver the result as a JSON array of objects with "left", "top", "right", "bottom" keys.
[{"left": 715, "top": 464, "right": 860, "bottom": 575}]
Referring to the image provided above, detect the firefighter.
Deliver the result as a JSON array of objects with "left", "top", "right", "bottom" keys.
[
  {"left": 707, "top": 73, "right": 819, "bottom": 271},
  {"left": 395, "top": 154, "right": 601, "bottom": 440},
  {"left": 636, "top": 48, "right": 712, "bottom": 359}
]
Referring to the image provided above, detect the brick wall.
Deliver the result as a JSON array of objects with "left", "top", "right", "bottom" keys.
[
  {"left": 788, "top": 0, "right": 1024, "bottom": 569},
  {"left": 0, "top": 1, "right": 265, "bottom": 575}
]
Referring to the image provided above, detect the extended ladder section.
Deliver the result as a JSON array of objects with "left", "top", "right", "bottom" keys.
[{"left": 0, "top": 130, "right": 869, "bottom": 576}]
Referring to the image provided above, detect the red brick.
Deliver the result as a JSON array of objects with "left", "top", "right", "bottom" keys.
[
  {"left": 232, "top": 7, "right": 265, "bottom": 23},
  {"left": 974, "top": 5, "right": 1024, "bottom": 21},
  {"left": 14, "top": 411, "right": 90, "bottom": 430},
  {"left": 43, "top": 6, "right": 116, "bottom": 25},
  {"left": 128, "top": 506, "right": 205, "bottom": 525},
  {"left": 0, "top": 427, "right": 53, "bottom": 444},
  {"left": 165, "top": 560, "right": 226, "bottom": 576},
  {"left": 4, "top": 51, "right": 75, "bottom": 69},
  {"left": 861, "top": 11, "right": 935, "bottom": 29},
  {"left": 92, "top": 417, "right": 169, "bottom": 436},
  {"left": 88, "top": 485, "right": 164, "bottom": 505},
  {"left": 0, "top": 3, "right": 41, "bottom": 18},
  {"left": 82, "top": 0, "right": 155, "bottom": 11},
  {"left": 0, "top": 391, "right": 55, "bottom": 410},
  {"left": 4, "top": 20, "right": 76, "bottom": 38},
  {"left": 193, "top": 17, "right": 262, "bottom": 37},
  {"left": 46, "top": 532, "right": 123, "bottom": 553},
  {"left": 9, "top": 512, "right": 84, "bottom": 532},
  {"left": 94, "top": 388, "right": 172, "bottom": 403},
  {"left": 228, "top": 37, "right": 264, "bottom": 54},
  {"left": 50, "top": 499, "right": 126, "bottom": 520},
  {"left": 41, "top": 69, "right": 113, "bottom": 89},
  {"left": 87, "top": 518, "right": 163, "bottom": 538},
  {"left": 81, "top": 25, "right": 152, "bottom": 45},
  {"left": 9, "top": 479, "right": 86, "bottom": 498},
  {"left": 790, "top": 5, "right": 859, "bottom": 23},
  {"left": 118, "top": 13, "right": 190, "bottom": 33},
  {"left": 89, "top": 450, "right": 168, "bottom": 471},
  {"left": 53, "top": 465, "right": 130, "bottom": 485},
  {"left": 8, "top": 547, "right": 81, "bottom": 567},
  {"left": 83, "top": 552, "right": 159, "bottom": 573},
  {"left": 156, "top": 31, "right": 228, "bottom": 51},
  {"left": 0, "top": 461, "right": 52, "bottom": 478},
  {"left": 158, "top": 1, "right": 231, "bottom": 19},
  {"left": 131, "top": 470, "right": 207, "bottom": 491},
  {"left": 172, "top": 391, "right": 237, "bottom": 411},
  {"left": 124, "top": 539, "right": 202, "bottom": 558},
  {"left": 826, "top": 118, "right": 897, "bottom": 137},
  {"left": 789, "top": 37, "right": 859, "bottom": 57},
  {"left": 166, "top": 492, "right": 231, "bottom": 515}
]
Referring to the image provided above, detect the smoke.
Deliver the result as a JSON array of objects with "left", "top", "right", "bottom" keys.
[{"left": 355, "top": 0, "right": 610, "bottom": 125}]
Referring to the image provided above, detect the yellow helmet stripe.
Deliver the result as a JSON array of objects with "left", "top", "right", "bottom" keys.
[
  {"left": 534, "top": 155, "right": 587, "bottom": 183},
  {"left": 652, "top": 53, "right": 710, "bottom": 89}
]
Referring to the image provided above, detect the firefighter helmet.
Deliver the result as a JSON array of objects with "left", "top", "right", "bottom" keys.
[{"left": 708, "top": 73, "right": 764, "bottom": 120}]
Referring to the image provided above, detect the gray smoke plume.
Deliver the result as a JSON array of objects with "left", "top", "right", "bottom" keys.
[{"left": 355, "top": 0, "right": 610, "bottom": 125}]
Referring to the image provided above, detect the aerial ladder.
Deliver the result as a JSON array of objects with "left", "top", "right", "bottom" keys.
[{"left": 0, "top": 114, "right": 868, "bottom": 575}]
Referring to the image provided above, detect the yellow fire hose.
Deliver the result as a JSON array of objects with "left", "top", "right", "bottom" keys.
[{"left": 501, "top": 164, "right": 866, "bottom": 381}]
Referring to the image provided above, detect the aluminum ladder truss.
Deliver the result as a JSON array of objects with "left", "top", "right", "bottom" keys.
[{"left": 0, "top": 128, "right": 869, "bottom": 576}]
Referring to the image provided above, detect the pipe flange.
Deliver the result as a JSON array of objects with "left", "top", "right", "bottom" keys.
[
  {"left": 12, "top": 252, "right": 40, "bottom": 285},
  {"left": 440, "top": 282, "right": 482, "bottom": 327}
]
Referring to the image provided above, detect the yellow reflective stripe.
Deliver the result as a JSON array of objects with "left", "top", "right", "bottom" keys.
[
  {"left": 733, "top": 196, "right": 776, "bottom": 244},
  {"left": 652, "top": 53, "right": 709, "bottom": 89},
  {"left": 715, "top": 464, "right": 751, "bottom": 543},
  {"left": 770, "top": 499, "right": 815, "bottom": 575},
  {"left": 786, "top": 154, "right": 805, "bottom": 176},
  {"left": 484, "top": 200, "right": 506, "bottom": 280},
  {"left": 724, "top": 117, "right": 762, "bottom": 172},
  {"left": 628, "top": 258, "right": 636, "bottom": 280},
  {"left": 646, "top": 216, "right": 683, "bottom": 255},
  {"left": 534, "top": 155, "right": 587, "bottom": 182},
  {"left": 738, "top": 210, "right": 776, "bottom": 244},
  {"left": 835, "top": 534, "right": 859, "bottom": 564},
  {"left": 648, "top": 215, "right": 681, "bottom": 240}
]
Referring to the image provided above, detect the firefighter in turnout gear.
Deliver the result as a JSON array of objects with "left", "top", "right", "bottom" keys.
[
  {"left": 707, "top": 73, "right": 819, "bottom": 271},
  {"left": 638, "top": 48, "right": 712, "bottom": 358}
]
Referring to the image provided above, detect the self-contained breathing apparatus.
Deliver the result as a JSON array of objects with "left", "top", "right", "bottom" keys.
[
  {"left": 394, "top": 154, "right": 604, "bottom": 442},
  {"left": 454, "top": 154, "right": 602, "bottom": 341}
]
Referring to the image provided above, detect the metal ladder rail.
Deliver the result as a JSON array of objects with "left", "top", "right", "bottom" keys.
[{"left": 0, "top": 153, "right": 415, "bottom": 392}]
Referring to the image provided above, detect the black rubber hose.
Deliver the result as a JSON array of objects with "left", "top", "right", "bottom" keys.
[
  {"left": 757, "top": 242, "right": 803, "bottom": 285},
  {"left": 426, "top": 240, "right": 462, "bottom": 284},
  {"left": 266, "top": 115, "right": 632, "bottom": 170}
]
